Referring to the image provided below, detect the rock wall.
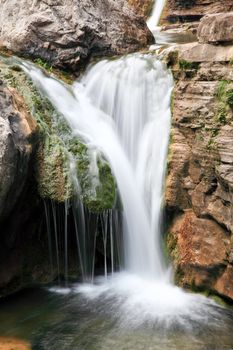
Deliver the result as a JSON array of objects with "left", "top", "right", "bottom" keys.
[
  {"left": 161, "top": 0, "right": 233, "bottom": 24},
  {"left": 127, "top": 0, "right": 154, "bottom": 18},
  {"left": 164, "top": 14, "right": 233, "bottom": 301},
  {"left": 0, "top": 0, "right": 153, "bottom": 71},
  {"left": 0, "top": 57, "right": 117, "bottom": 297}
]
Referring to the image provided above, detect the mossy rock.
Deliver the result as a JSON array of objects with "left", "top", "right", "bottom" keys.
[
  {"left": 0, "top": 56, "right": 117, "bottom": 212},
  {"left": 37, "top": 135, "right": 72, "bottom": 202},
  {"left": 68, "top": 139, "right": 117, "bottom": 212}
]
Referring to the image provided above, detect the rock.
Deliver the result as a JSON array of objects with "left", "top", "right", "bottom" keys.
[
  {"left": 215, "top": 265, "right": 233, "bottom": 300},
  {"left": 0, "top": 80, "right": 37, "bottom": 220},
  {"left": 198, "top": 13, "right": 233, "bottom": 44},
  {"left": 164, "top": 42, "right": 233, "bottom": 63},
  {"left": 0, "top": 337, "right": 31, "bottom": 350},
  {"left": 164, "top": 47, "right": 233, "bottom": 301},
  {"left": 127, "top": 0, "right": 154, "bottom": 18},
  {"left": 161, "top": 0, "right": 233, "bottom": 25},
  {"left": 168, "top": 210, "right": 231, "bottom": 290},
  {"left": 0, "top": 0, "right": 154, "bottom": 71}
]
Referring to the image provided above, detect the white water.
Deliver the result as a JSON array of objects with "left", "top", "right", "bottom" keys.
[
  {"left": 22, "top": 50, "right": 222, "bottom": 326},
  {"left": 147, "top": 0, "right": 166, "bottom": 31},
  {"left": 23, "top": 54, "right": 173, "bottom": 280}
]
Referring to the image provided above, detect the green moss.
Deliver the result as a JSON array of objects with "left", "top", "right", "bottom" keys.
[
  {"left": 214, "top": 80, "right": 232, "bottom": 125},
  {"left": 34, "top": 58, "right": 53, "bottom": 73},
  {"left": 167, "top": 231, "right": 180, "bottom": 263},
  {"left": 0, "top": 58, "right": 117, "bottom": 211},
  {"left": 37, "top": 135, "right": 72, "bottom": 202},
  {"left": 179, "top": 60, "right": 200, "bottom": 71},
  {"left": 69, "top": 139, "right": 116, "bottom": 212},
  {"left": 226, "top": 89, "right": 233, "bottom": 108}
]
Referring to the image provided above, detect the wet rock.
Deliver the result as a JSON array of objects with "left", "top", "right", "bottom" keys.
[
  {"left": 0, "top": 337, "right": 31, "bottom": 350},
  {"left": 198, "top": 13, "right": 233, "bottom": 44},
  {"left": 0, "top": 0, "right": 153, "bottom": 71}
]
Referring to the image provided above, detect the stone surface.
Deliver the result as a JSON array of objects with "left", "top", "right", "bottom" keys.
[
  {"left": 198, "top": 13, "right": 233, "bottom": 44},
  {"left": 0, "top": 79, "right": 37, "bottom": 220},
  {"left": 168, "top": 211, "right": 231, "bottom": 290},
  {"left": 161, "top": 0, "right": 233, "bottom": 25},
  {"left": 164, "top": 42, "right": 233, "bottom": 63},
  {"left": 0, "top": 0, "right": 153, "bottom": 71},
  {"left": 127, "top": 0, "right": 153, "bottom": 18},
  {"left": 164, "top": 47, "right": 233, "bottom": 301},
  {"left": 0, "top": 338, "right": 31, "bottom": 350}
]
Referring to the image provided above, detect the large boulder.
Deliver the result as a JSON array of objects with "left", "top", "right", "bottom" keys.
[
  {"left": 198, "top": 13, "right": 233, "bottom": 44},
  {"left": 0, "top": 0, "right": 154, "bottom": 71}
]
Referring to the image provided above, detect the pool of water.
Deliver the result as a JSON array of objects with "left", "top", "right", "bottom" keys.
[{"left": 0, "top": 279, "right": 233, "bottom": 350}]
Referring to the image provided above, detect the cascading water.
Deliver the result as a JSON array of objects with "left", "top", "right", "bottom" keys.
[
  {"left": 21, "top": 53, "right": 226, "bottom": 329},
  {"left": 79, "top": 55, "right": 173, "bottom": 279},
  {"left": 17, "top": 0, "right": 227, "bottom": 331},
  {"left": 147, "top": 0, "right": 166, "bottom": 32},
  {"left": 23, "top": 54, "right": 172, "bottom": 281}
]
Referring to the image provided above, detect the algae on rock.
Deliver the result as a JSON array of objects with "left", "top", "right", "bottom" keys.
[{"left": 0, "top": 57, "right": 117, "bottom": 211}]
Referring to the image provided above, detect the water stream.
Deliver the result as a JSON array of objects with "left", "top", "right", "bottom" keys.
[
  {"left": 0, "top": 1, "right": 233, "bottom": 348},
  {"left": 17, "top": 37, "right": 233, "bottom": 350}
]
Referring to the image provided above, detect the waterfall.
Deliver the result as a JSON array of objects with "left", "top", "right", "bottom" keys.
[
  {"left": 23, "top": 54, "right": 173, "bottom": 281},
  {"left": 147, "top": 0, "right": 166, "bottom": 31},
  {"left": 20, "top": 34, "right": 223, "bottom": 331}
]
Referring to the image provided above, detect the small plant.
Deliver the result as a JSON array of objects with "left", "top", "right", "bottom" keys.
[
  {"left": 217, "top": 107, "right": 227, "bottom": 124},
  {"left": 179, "top": 59, "right": 200, "bottom": 71},
  {"left": 215, "top": 80, "right": 229, "bottom": 101},
  {"left": 226, "top": 89, "right": 233, "bottom": 108},
  {"left": 34, "top": 58, "right": 53, "bottom": 72}
]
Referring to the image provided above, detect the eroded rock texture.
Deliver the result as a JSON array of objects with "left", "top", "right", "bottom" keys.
[
  {"left": 165, "top": 44, "right": 233, "bottom": 301},
  {"left": 198, "top": 13, "right": 233, "bottom": 44},
  {"left": 161, "top": 0, "right": 233, "bottom": 24},
  {"left": 127, "top": 0, "right": 154, "bottom": 18},
  {"left": 0, "top": 0, "right": 153, "bottom": 71},
  {"left": 0, "top": 75, "right": 51, "bottom": 297},
  {"left": 0, "top": 79, "right": 37, "bottom": 220}
]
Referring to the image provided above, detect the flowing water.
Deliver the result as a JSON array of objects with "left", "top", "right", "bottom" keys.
[
  {"left": 0, "top": 1, "right": 233, "bottom": 349},
  {"left": 9, "top": 48, "right": 232, "bottom": 350},
  {"left": 147, "top": 0, "right": 166, "bottom": 30}
]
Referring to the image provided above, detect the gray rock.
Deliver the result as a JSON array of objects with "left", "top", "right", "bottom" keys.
[
  {"left": 0, "top": 0, "right": 154, "bottom": 71},
  {"left": 198, "top": 12, "right": 233, "bottom": 44},
  {"left": 0, "top": 81, "right": 37, "bottom": 220}
]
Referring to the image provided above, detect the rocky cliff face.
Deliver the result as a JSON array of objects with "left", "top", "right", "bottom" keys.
[
  {"left": 164, "top": 13, "right": 233, "bottom": 301},
  {"left": 0, "top": 0, "right": 153, "bottom": 71},
  {"left": 0, "top": 57, "right": 118, "bottom": 297},
  {"left": 127, "top": 0, "right": 154, "bottom": 18},
  {"left": 161, "top": 0, "right": 233, "bottom": 24}
]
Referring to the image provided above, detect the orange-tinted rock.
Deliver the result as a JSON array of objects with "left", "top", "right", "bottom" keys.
[
  {"left": 215, "top": 265, "right": 233, "bottom": 300},
  {"left": 127, "top": 0, "right": 153, "bottom": 18},
  {"left": 0, "top": 337, "right": 31, "bottom": 350},
  {"left": 168, "top": 211, "right": 231, "bottom": 290}
]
